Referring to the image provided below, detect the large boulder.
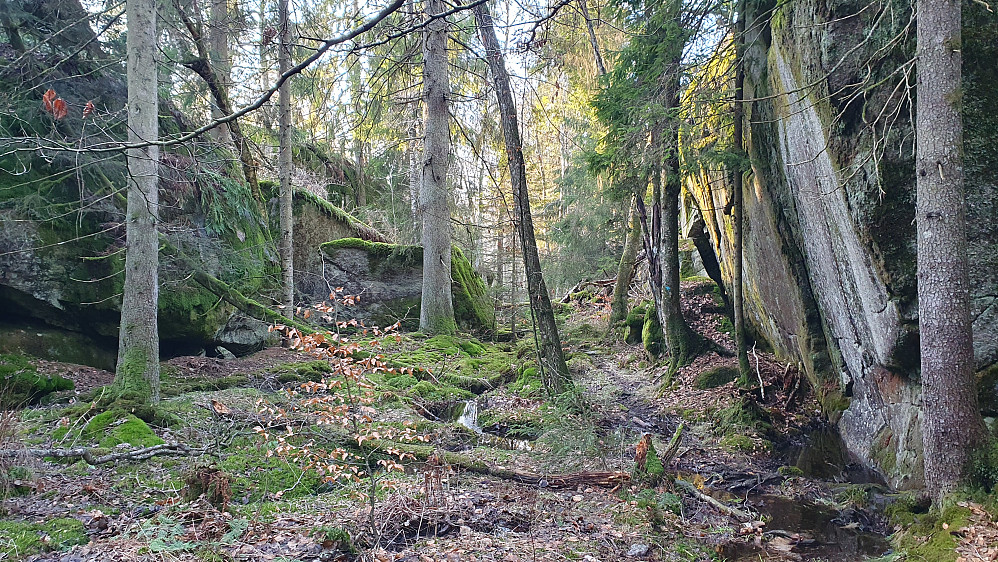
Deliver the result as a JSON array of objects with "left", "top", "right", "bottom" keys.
[
  {"left": 299, "top": 238, "right": 495, "bottom": 332},
  {"left": 0, "top": 50, "right": 275, "bottom": 364}
]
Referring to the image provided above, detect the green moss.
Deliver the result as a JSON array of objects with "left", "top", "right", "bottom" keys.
[
  {"left": 893, "top": 505, "right": 973, "bottom": 562},
  {"left": 158, "top": 285, "right": 231, "bottom": 344},
  {"left": 510, "top": 366, "right": 543, "bottom": 397},
  {"left": 0, "top": 354, "right": 74, "bottom": 407},
  {"left": 113, "top": 347, "right": 153, "bottom": 404},
  {"left": 971, "top": 435, "right": 998, "bottom": 491},
  {"left": 0, "top": 518, "right": 87, "bottom": 557},
  {"left": 778, "top": 465, "right": 804, "bottom": 477},
  {"left": 694, "top": 366, "right": 739, "bottom": 389},
  {"left": 218, "top": 436, "right": 323, "bottom": 502},
  {"left": 477, "top": 409, "right": 543, "bottom": 440},
  {"left": 720, "top": 434, "right": 757, "bottom": 452},
  {"left": 409, "top": 380, "right": 472, "bottom": 401},
  {"left": 451, "top": 247, "right": 496, "bottom": 330},
  {"left": 624, "top": 302, "right": 648, "bottom": 344},
  {"left": 634, "top": 489, "right": 682, "bottom": 526},
  {"left": 83, "top": 411, "right": 165, "bottom": 448},
  {"left": 642, "top": 305, "right": 664, "bottom": 358},
  {"left": 632, "top": 439, "right": 665, "bottom": 485}
]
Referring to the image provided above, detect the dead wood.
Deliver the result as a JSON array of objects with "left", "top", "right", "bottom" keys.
[{"left": 0, "top": 443, "right": 196, "bottom": 465}]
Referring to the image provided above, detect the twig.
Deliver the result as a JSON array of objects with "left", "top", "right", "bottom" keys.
[{"left": 673, "top": 478, "right": 754, "bottom": 522}]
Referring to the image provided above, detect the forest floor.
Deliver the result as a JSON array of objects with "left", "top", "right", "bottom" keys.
[{"left": 2, "top": 280, "right": 996, "bottom": 561}]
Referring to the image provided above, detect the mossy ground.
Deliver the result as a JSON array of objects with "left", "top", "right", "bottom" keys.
[{"left": 0, "top": 518, "right": 87, "bottom": 557}]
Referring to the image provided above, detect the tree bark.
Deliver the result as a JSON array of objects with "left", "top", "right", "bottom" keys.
[
  {"left": 278, "top": 0, "right": 293, "bottom": 317},
  {"left": 662, "top": 138, "right": 699, "bottom": 369},
  {"left": 610, "top": 195, "right": 642, "bottom": 324},
  {"left": 474, "top": 1, "right": 570, "bottom": 392},
  {"left": 732, "top": 0, "right": 750, "bottom": 378},
  {"left": 916, "top": 0, "right": 987, "bottom": 502},
  {"left": 418, "top": 0, "right": 456, "bottom": 335},
  {"left": 116, "top": 0, "right": 161, "bottom": 404},
  {"left": 208, "top": 0, "right": 233, "bottom": 144}
]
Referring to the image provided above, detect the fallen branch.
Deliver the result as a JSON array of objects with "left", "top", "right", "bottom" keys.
[
  {"left": 674, "top": 477, "right": 755, "bottom": 522},
  {"left": 368, "top": 440, "right": 629, "bottom": 489},
  {"left": 0, "top": 443, "right": 196, "bottom": 465}
]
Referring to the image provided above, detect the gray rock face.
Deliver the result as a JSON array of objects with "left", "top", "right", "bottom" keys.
[{"left": 685, "top": 0, "right": 997, "bottom": 488}]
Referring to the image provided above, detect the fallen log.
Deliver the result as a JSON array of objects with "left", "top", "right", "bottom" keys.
[
  {"left": 0, "top": 443, "right": 196, "bottom": 465},
  {"left": 367, "top": 439, "right": 629, "bottom": 489}
]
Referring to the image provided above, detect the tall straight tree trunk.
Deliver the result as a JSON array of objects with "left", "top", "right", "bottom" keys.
[
  {"left": 610, "top": 194, "right": 641, "bottom": 324},
  {"left": 277, "top": 0, "right": 293, "bottom": 317},
  {"left": 351, "top": 0, "right": 366, "bottom": 208},
  {"left": 474, "top": 1, "right": 569, "bottom": 393},
  {"left": 258, "top": 0, "right": 273, "bottom": 131},
  {"left": 662, "top": 139, "right": 699, "bottom": 369},
  {"left": 916, "top": 0, "right": 986, "bottom": 502},
  {"left": 418, "top": 0, "right": 456, "bottom": 334},
  {"left": 209, "top": 0, "right": 233, "bottom": 144},
  {"left": 116, "top": 0, "right": 160, "bottom": 404},
  {"left": 731, "top": 0, "right": 750, "bottom": 378},
  {"left": 578, "top": 0, "right": 605, "bottom": 76},
  {"left": 408, "top": 105, "right": 422, "bottom": 243}
]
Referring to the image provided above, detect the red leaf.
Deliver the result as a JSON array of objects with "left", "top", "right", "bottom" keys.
[
  {"left": 42, "top": 88, "right": 57, "bottom": 113},
  {"left": 83, "top": 101, "right": 95, "bottom": 118},
  {"left": 52, "top": 98, "right": 68, "bottom": 120}
]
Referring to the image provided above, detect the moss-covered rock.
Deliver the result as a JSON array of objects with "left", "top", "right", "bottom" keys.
[
  {"left": 0, "top": 353, "right": 74, "bottom": 407},
  {"left": 641, "top": 304, "right": 664, "bottom": 358},
  {"left": 694, "top": 365, "right": 739, "bottom": 389}
]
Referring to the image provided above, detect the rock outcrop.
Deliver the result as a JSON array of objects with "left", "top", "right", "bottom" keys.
[{"left": 684, "top": 0, "right": 998, "bottom": 488}]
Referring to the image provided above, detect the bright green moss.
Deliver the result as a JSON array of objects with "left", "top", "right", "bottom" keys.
[
  {"left": 0, "top": 518, "right": 87, "bottom": 557},
  {"left": 83, "top": 411, "right": 165, "bottom": 448},
  {"left": 0, "top": 353, "right": 74, "bottom": 407},
  {"left": 409, "top": 380, "right": 472, "bottom": 401},
  {"left": 510, "top": 366, "right": 543, "bottom": 397},
  {"left": 642, "top": 306, "right": 664, "bottom": 358}
]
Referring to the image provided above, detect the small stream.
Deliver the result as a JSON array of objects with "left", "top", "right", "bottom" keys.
[
  {"left": 453, "top": 400, "right": 534, "bottom": 451},
  {"left": 719, "top": 494, "right": 891, "bottom": 561}
]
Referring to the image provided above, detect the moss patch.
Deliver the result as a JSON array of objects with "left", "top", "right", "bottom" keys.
[
  {"left": 83, "top": 411, "right": 165, "bottom": 448},
  {"left": 0, "top": 518, "right": 87, "bottom": 557}
]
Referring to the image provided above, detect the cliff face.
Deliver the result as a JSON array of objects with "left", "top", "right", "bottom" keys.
[{"left": 685, "top": 0, "right": 998, "bottom": 488}]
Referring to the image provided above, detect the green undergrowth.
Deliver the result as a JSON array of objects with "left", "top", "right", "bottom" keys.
[
  {"left": 217, "top": 436, "right": 324, "bottom": 502},
  {"left": 0, "top": 354, "right": 74, "bottom": 408},
  {"left": 0, "top": 518, "right": 87, "bottom": 557},
  {"left": 379, "top": 334, "right": 515, "bottom": 397},
  {"left": 477, "top": 408, "right": 543, "bottom": 440}
]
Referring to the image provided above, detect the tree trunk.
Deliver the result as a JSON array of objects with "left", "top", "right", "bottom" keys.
[
  {"left": 209, "top": 0, "right": 233, "bottom": 144},
  {"left": 351, "top": 0, "right": 366, "bottom": 209},
  {"left": 278, "top": 0, "right": 293, "bottom": 317},
  {"left": 610, "top": 195, "right": 641, "bottom": 324},
  {"left": 732, "top": 0, "right": 750, "bottom": 378},
  {"left": 418, "top": 0, "right": 456, "bottom": 335},
  {"left": 116, "top": 0, "right": 161, "bottom": 404},
  {"left": 578, "top": 0, "right": 606, "bottom": 76},
  {"left": 175, "top": 2, "right": 267, "bottom": 220},
  {"left": 916, "top": 0, "right": 987, "bottom": 502},
  {"left": 474, "top": 1, "right": 569, "bottom": 393},
  {"left": 662, "top": 143, "right": 699, "bottom": 370},
  {"left": 408, "top": 106, "right": 422, "bottom": 243}
]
